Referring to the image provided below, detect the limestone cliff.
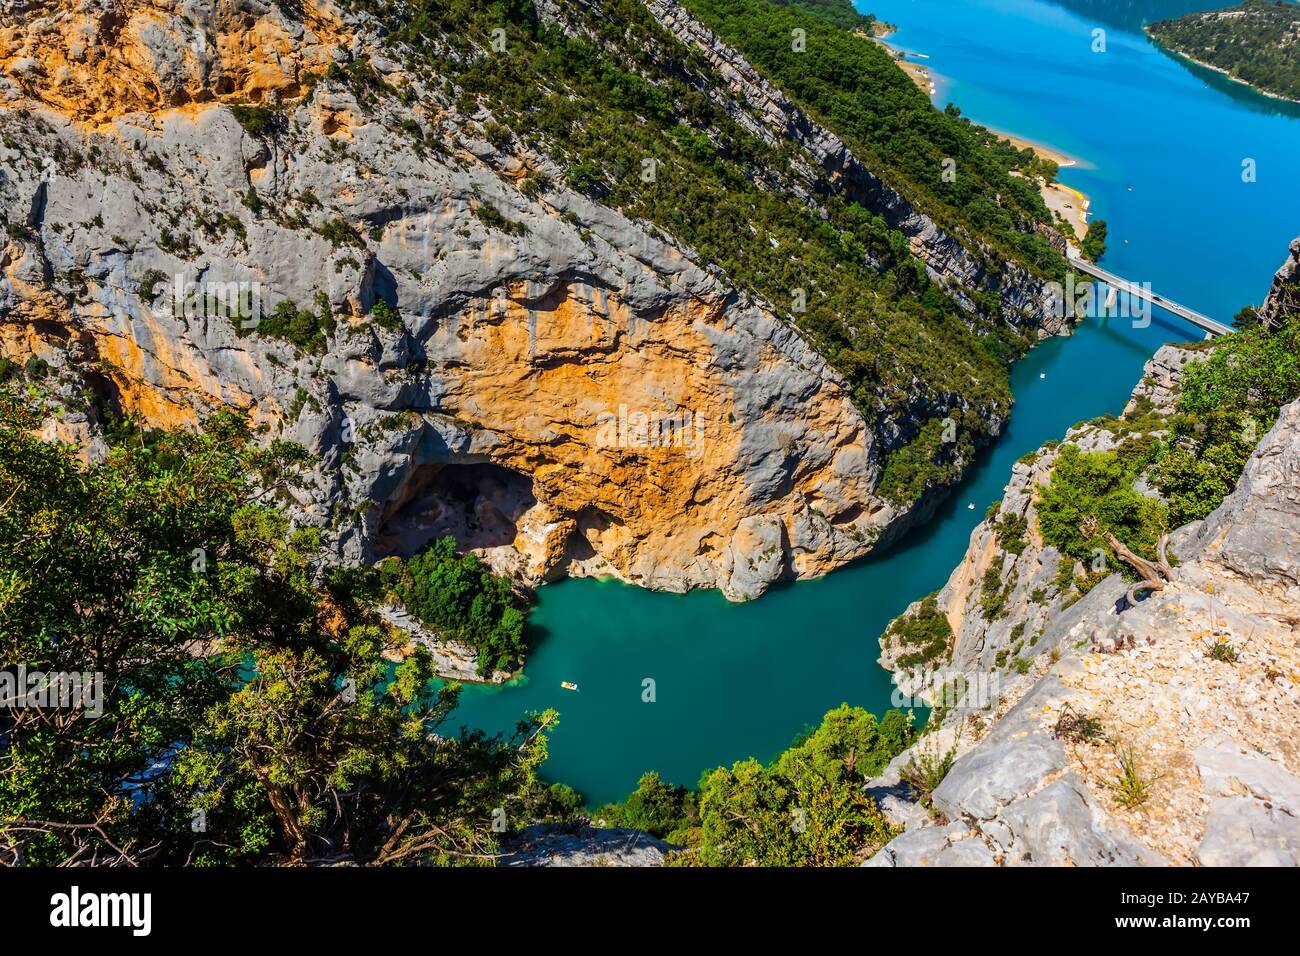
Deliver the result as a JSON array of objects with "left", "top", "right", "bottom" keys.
[
  {"left": 878, "top": 342, "right": 1204, "bottom": 695},
  {"left": 1259, "top": 237, "right": 1299, "bottom": 330},
  {"left": 0, "top": 0, "right": 1065, "bottom": 602},
  {"left": 868, "top": 243, "right": 1300, "bottom": 866}
]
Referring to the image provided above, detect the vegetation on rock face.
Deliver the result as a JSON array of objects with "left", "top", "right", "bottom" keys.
[
  {"left": 1037, "top": 315, "right": 1300, "bottom": 582},
  {"left": 230, "top": 103, "right": 287, "bottom": 139},
  {"left": 1036, "top": 443, "right": 1169, "bottom": 572},
  {"left": 882, "top": 594, "right": 953, "bottom": 669},
  {"left": 1148, "top": 1, "right": 1300, "bottom": 103},
  {"left": 994, "top": 510, "right": 1029, "bottom": 555},
  {"left": 369, "top": 297, "right": 403, "bottom": 331},
  {"left": 334, "top": 0, "right": 1069, "bottom": 507},
  {"left": 0, "top": 396, "right": 562, "bottom": 866},
  {"left": 980, "top": 561, "right": 1017, "bottom": 620},
  {"left": 251, "top": 297, "right": 337, "bottom": 354},
  {"left": 1153, "top": 317, "right": 1300, "bottom": 525},
  {"left": 1079, "top": 217, "right": 1108, "bottom": 263},
  {"left": 384, "top": 536, "right": 530, "bottom": 677},
  {"left": 683, "top": 0, "right": 1064, "bottom": 274},
  {"left": 595, "top": 704, "right": 913, "bottom": 865}
]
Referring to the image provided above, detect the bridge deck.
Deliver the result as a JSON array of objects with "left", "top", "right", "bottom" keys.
[{"left": 1067, "top": 256, "right": 1233, "bottom": 338}]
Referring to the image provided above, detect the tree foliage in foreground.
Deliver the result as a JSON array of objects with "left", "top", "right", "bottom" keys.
[
  {"left": 599, "top": 704, "right": 914, "bottom": 865},
  {"left": 0, "top": 395, "right": 561, "bottom": 866}
]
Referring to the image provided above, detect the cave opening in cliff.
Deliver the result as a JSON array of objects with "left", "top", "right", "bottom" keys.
[
  {"left": 374, "top": 462, "right": 537, "bottom": 559},
  {"left": 81, "top": 370, "right": 128, "bottom": 432}
]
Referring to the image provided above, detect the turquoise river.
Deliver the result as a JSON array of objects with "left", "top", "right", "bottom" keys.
[{"left": 442, "top": 0, "right": 1300, "bottom": 807}]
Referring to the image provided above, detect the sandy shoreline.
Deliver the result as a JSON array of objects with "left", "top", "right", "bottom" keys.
[
  {"left": 859, "top": 27, "right": 937, "bottom": 97},
  {"left": 1040, "top": 179, "right": 1090, "bottom": 241},
  {"left": 984, "top": 127, "right": 1082, "bottom": 170},
  {"left": 861, "top": 27, "right": 1091, "bottom": 241}
]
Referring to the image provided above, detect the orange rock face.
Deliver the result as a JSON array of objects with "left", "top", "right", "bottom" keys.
[
  {"left": 0, "top": 0, "right": 348, "bottom": 126},
  {"left": 0, "top": 0, "right": 897, "bottom": 601}
]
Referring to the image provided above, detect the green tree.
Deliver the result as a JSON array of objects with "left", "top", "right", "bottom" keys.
[
  {"left": 172, "top": 624, "right": 559, "bottom": 865},
  {"left": 1036, "top": 444, "right": 1167, "bottom": 571},
  {"left": 1153, "top": 317, "right": 1300, "bottom": 524},
  {"left": 687, "top": 704, "right": 908, "bottom": 866},
  {"left": 594, "top": 772, "right": 693, "bottom": 839},
  {"left": 1080, "top": 218, "right": 1108, "bottom": 262},
  {"left": 394, "top": 536, "right": 529, "bottom": 676},
  {"left": 0, "top": 397, "right": 310, "bottom": 864}
]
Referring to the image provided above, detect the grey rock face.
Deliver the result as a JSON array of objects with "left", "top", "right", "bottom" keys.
[
  {"left": 498, "top": 825, "right": 673, "bottom": 867},
  {"left": 931, "top": 726, "right": 1067, "bottom": 822},
  {"left": 879, "top": 343, "right": 1197, "bottom": 697},
  {"left": 1196, "top": 734, "right": 1300, "bottom": 816},
  {"left": 1123, "top": 344, "right": 1209, "bottom": 416},
  {"left": 1183, "top": 400, "right": 1300, "bottom": 602},
  {"left": 0, "top": 0, "right": 1072, "bottom": 608},
  {"left": 863, "top": 821, "right": 995, "bottom": 867},
  {"left": 1259, "top": 238, "right": 1300, "bottom": 330},
  {"left": 993, "top": 775, "right": 1165, "bottom": 866},
  {"left": 1196, "top": 798, "right": 1300, "bottom": 867},
  {"left": 0, "top": 0, "right": 904, "bottom": 604},
  {"left": 1193, "top": 735, "right": 1300, "bottom": 865}
]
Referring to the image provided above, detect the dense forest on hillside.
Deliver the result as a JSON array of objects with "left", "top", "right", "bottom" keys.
[
  {"left": 336, "top": 0, "right": 1068, "bottom": 505},
  {"left": 680, "top": 0, "right": 1063, "bottom": 264},
  {"left": 1148, "top": 1, "right": 1300, "bottom": 102},
  {"left": 768, "top": 0, "right": 878, "bottom": 30}
]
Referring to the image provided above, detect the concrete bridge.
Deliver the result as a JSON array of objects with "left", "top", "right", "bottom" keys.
[{"left": 1067, "top": 255, "right": 1233, "bottom": 338}]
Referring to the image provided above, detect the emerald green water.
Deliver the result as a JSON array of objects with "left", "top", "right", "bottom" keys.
[{"left": 443, "top": 0, "right": 1300, "bottom": 807}]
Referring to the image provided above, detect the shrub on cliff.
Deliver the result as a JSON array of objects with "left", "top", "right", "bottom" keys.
[
  {"left": 252, "top": 298, "right": 337, "bottom": 354},
  {"left": 1154, "top": 317, "right": 1300, "bottom": 525},
  {"left": 1036, "top": 444, "right": 1167, "bottom": 571},
  {"left": 1033, "top": 317, "right": 1299, "bottom": 577},
  {"left": 230, "top": 103, "right": 286, "bottom": 140},
  {"left": 882, "top": 594, "right": 953, "bottom": 670}
]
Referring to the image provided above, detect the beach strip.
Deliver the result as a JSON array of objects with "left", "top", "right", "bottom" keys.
[{"left": 860, "top": 29, "right": 1092, "bottom": 242}]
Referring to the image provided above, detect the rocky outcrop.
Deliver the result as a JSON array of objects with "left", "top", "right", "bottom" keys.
[
  {"left": 1259, "top": 237, "right": 1300, "bottom": 330},
  {"left": 0, "top": 0, "right": 350, "bottom": 125},
  {"left": 0, "top": 0, "right": 903, "bottom": 602},
  {"left": 0, "top": 0, "right": 1067, "bottom": 604},
  {"left": 879, "top": 342, "right": 1203, "bottom": 697},
  {"left": 873, "top": 396, "right": 1300, "bottom": 866},
  {"left": 498, "top": 824, "right": 673, "bottom": 867},
  {"left": 869, "top": 245, "right": 1300, "bottom": 866}
]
